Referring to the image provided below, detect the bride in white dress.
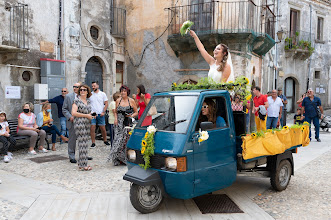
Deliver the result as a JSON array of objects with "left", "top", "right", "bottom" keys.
[{"left": 190, "top": 30, "right": 234, "bottom": 83}]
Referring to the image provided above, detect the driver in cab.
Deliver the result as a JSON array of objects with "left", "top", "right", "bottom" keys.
[{"left": 197, "top": 99, "right": 226, "bottom": 130}]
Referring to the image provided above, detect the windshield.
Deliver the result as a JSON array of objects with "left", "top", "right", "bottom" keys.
[{"left": 137, "top": 95, "right": 198, "bottom": 133}]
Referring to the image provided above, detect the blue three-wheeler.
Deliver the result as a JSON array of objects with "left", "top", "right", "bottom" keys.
[{"left": 124, "top": 90, "right": 295, "bottom": 213}]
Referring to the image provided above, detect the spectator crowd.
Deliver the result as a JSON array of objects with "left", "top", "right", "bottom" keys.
[
  {"left": 0, "top": 82, "right": 151, "bottom": 172},
  {"left": 249, "top": 86, "right": 324, "bottom": 142},
  {"left": 0, "top": 82, "right": 325, "bottom": 173}
]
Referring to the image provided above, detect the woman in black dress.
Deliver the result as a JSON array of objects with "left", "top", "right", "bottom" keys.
[{"left": 109, "top": 85, "right": 138, "bottom": 166}]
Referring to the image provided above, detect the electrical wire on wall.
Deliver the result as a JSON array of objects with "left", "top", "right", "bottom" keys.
[
  {"left": 125, "top": 0, "right": 179, "bottom": 68},
  {"left": 78, "top": 0, "right": 112, "bottom": 52}
]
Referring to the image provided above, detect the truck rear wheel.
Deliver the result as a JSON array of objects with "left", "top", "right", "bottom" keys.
[
  {"left": 130, "top": 183, "right": 163, "bottom": 214},
  {"left": 271, "top": 160, "right": 292, "bottom": 191}
]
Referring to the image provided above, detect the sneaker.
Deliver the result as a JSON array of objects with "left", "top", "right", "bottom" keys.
[
  {"left": 104, "top": 141, "right": 110, "bottom": 146},
  {"left": 7, "top": 152, "right": 13, "bottom": 160},
  {"left": 28, "top": 150, "right": 37, "bottom": 155},
  {"left": 316, "top": 138, "right": 321, "bottom": 142},
  {"left": 0, "top": 179, "right": 2, "bottom": 184},
  {"left": 69, "top": 159, "right": 77, "bottom": 163},
  {"left": 90, "top": 143, "right": 96, "bottom": 148},
  {"left": 39, "top": 148, "right": 48, "bottom": 153},
  {"left": 4, "top": 155, "right": 10, "bottom": 163}
]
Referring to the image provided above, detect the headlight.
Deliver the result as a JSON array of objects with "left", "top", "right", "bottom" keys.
[
  {"left": 127, "top": 150, "right": 136, "bottom": 162},
  {"left": 165, "top": 157, "right": 177, "bottom": 170}
]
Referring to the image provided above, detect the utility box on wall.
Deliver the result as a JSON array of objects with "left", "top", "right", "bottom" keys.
[
  {"left": 40, "top": 58, "right": 66, "bottom": 130},
  {"left": 34, "top": 84, "right": 48, "bottom": 100}
]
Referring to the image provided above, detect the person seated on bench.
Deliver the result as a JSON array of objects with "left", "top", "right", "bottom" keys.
[
  {"left": 17, "top": 102, "right": 48, "bottom": 155},
  {"left": 37, "top": 103, "right": 68, "bottom": 151},
  {"left": 0, "top": 111, "right": 16, "bottom": 163},
  {"left": 197, "top": 99, "right": 226, "bottom": 130}
]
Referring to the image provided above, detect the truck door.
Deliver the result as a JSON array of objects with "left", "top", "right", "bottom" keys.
[{"left": 192, "top": 95, "right": 237, "bottom": 196}]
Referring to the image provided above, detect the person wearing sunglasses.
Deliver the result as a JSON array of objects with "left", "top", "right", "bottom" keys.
[
  {"left": 197, "top": 99, "right": 226, "bottom": 130},
  {"left": 71, "top": 84, "right": 95, "bottom": 171},
  {"left": 63, "top": 82, "right": 92, "bottom": 163},
  {"left": 41, "top": 88, "right": 69, "bottom": 144}
]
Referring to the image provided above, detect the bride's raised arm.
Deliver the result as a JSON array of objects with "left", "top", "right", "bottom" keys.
[{"left": 189, "top": 30, "right": 215, "bottom": 65}]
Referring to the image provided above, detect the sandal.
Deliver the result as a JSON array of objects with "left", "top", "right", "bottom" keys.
[{"left": 79, "top": 166, "right": 92, "bottom": 171}]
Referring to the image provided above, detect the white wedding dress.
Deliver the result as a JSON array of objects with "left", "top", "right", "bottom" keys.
[{"left": 208, "top": 52, "right": 235, "bottom": 83}]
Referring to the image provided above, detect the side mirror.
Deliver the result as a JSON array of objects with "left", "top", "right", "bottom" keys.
[{"left": 200, "top": 121, "right": 213, "bottom": 130}]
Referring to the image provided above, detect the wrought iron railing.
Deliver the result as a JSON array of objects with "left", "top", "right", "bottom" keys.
[
  {"left": 110, "top": 7, "right": 126, "bottom": 38},
  {"left": 284, "top": 30, "right": 314, "bottom": 53},
  {"left": 9, "top": 3, "right": 29, "bottom": 49},
  {"left": 166, "top": 0, "right": 275, "bottom": 38}
]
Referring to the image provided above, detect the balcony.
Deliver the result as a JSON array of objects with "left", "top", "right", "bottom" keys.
[
  {"left": 110, "top": 7, "right": 126, "bottom": 38},
  {"left": 0, "top": 3, "right": 29, "bottom": 53},
  {"left": 284, "top": 30, "right": 314, "bottom": 60},
  {"left": 165, "top": 0, "right": 276, "bottom": 57}
]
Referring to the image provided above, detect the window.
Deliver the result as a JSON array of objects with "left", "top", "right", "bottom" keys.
[
  {"left": 116, "top": 61, "right": 124, "bottom": 91},
  {"left": 137, "top": 95, "right": 199, "bottom": 134},
  {"left": 317, "top": 17, "right": 323, "bottom": 41},
  {"left": 90, "top": 26, "right": 99, "bottom": 40},
  {"left": 315, "top": 71, "right": 320, "bottom": 79},
  {"left": 189, "top": 0, "right": 213, "bottom": 32},
  {"left": 195, "top": 96, "right": 228, "bottom": 131},
  {"left": 290, "top": 9, "right": 300, "bottom": 37},
  {"left": 22, "top": 71, "right": 31, "bottom": 81}
]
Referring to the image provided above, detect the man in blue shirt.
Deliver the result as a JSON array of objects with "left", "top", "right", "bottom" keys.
[
  {"left": 42, "top": 88, "right": 69, "bottom": 142},
  {"left": 278, "top": 88, "right": 288, "bottom": 127},
  {"left": 301, "top": 89, "right": 324, "bottom": 142}
]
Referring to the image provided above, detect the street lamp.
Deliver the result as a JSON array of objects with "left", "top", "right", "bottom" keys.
[{"left": 276, "top": 29, "right": 284, "bottom": 43}]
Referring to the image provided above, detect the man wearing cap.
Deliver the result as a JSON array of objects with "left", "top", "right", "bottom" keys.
[
  {"left": 301, "top": 89, "right": 324, "bottom": 142},
  {"left": 42, "top": 88, "right": 69, "bottom": 143},
  {"left": 278, "top": 88, "right": 288, "bottom": 127},
  {"left": 252, "top": 87, "right": 269, "bottom": 131}
]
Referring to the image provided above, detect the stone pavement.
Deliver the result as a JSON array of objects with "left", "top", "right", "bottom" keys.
[{"left": 0, "top": 126, "right": 330, "bottom": 219}]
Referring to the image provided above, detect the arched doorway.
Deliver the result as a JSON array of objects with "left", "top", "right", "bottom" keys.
[
  {"left": 284, "top": 77, "right": 296, "bottom": 113},
  {"left": 85, "top": 57, "right": 103, "bottom": 91}
]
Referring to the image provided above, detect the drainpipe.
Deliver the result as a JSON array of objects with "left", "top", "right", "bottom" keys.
[
  {"left": 274, "top": 0, "right": 280, "bottom": 90},
  {"left": 307, "top": 4, "right": 312, "bottom": 91}
]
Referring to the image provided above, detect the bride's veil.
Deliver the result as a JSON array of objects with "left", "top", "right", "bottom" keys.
[{"left": 226, "top": 52, "right": 235, "bottom": 82}]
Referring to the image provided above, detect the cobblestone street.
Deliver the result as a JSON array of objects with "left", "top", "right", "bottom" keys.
[
  {"left": 0, "top": 110, "right": 331, "bottom": 220},
  {"left": 254, "top": 149, "right": 331, "bottom": 220}
]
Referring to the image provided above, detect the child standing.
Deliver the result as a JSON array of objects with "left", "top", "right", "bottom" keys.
[
  {"left": 294, "top": 108, "right": 304, "bottom": 124},
  {"left": 108, "top": 92, "right": 120, "bottom": 146},
  {"left": 0, "top": 111, "right": 16, "bottom": 163}
]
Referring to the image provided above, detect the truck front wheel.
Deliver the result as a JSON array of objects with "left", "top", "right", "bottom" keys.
[
  {"left": 130, "top": 183, "right": 163, "bottom": 214},
  {"left": 271, "top": 159, "right": 292, "bottom": 191}
]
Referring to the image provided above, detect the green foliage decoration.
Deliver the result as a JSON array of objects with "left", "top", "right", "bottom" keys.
[{"left": 171, "top": 76, "right": 251, "bottom": 105}]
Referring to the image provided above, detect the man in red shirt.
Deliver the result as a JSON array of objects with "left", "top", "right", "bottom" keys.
[{"left": 252, "top": 87, "right": 269, "bottom": 131}]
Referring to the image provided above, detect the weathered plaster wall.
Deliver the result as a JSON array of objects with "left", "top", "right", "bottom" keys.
[
  {"left": 124, "top": 0, "right": 264, "bottom": 96},
  {"left": 276, "top": 0, "right": 331, "bottom": 108},
  {"left": 0, "top": 0, "right": 59, "bottom": 118},
  {"left": 0, "top": 0, "right": 123, "bottom": 119}
]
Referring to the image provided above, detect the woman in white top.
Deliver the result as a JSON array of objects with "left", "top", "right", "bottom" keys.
[{"left": 190, "top": 30, "right": 234, "bottom": 83}]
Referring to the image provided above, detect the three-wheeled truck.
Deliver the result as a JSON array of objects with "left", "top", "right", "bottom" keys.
[{"left": 124, "top": 90, "right": 300, "bottom": 213}]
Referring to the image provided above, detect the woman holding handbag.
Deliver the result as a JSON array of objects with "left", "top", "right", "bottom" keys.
[
  {"left": 109, "top": 85, "right": 138, "bottom": 166},
  {"left": 133, "top": 84, "right": 152, "bottom": 126}
]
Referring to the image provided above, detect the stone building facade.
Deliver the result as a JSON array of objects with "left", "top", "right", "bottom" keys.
[
  {"left": 123, "top": 0, "right": 276, "bottom": 102},
  {"left": 0, "top": 0, "right": 125, "bottom": 119},
  {"left": 262, "top": 0, "right": 331, "bottom": 112}
]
